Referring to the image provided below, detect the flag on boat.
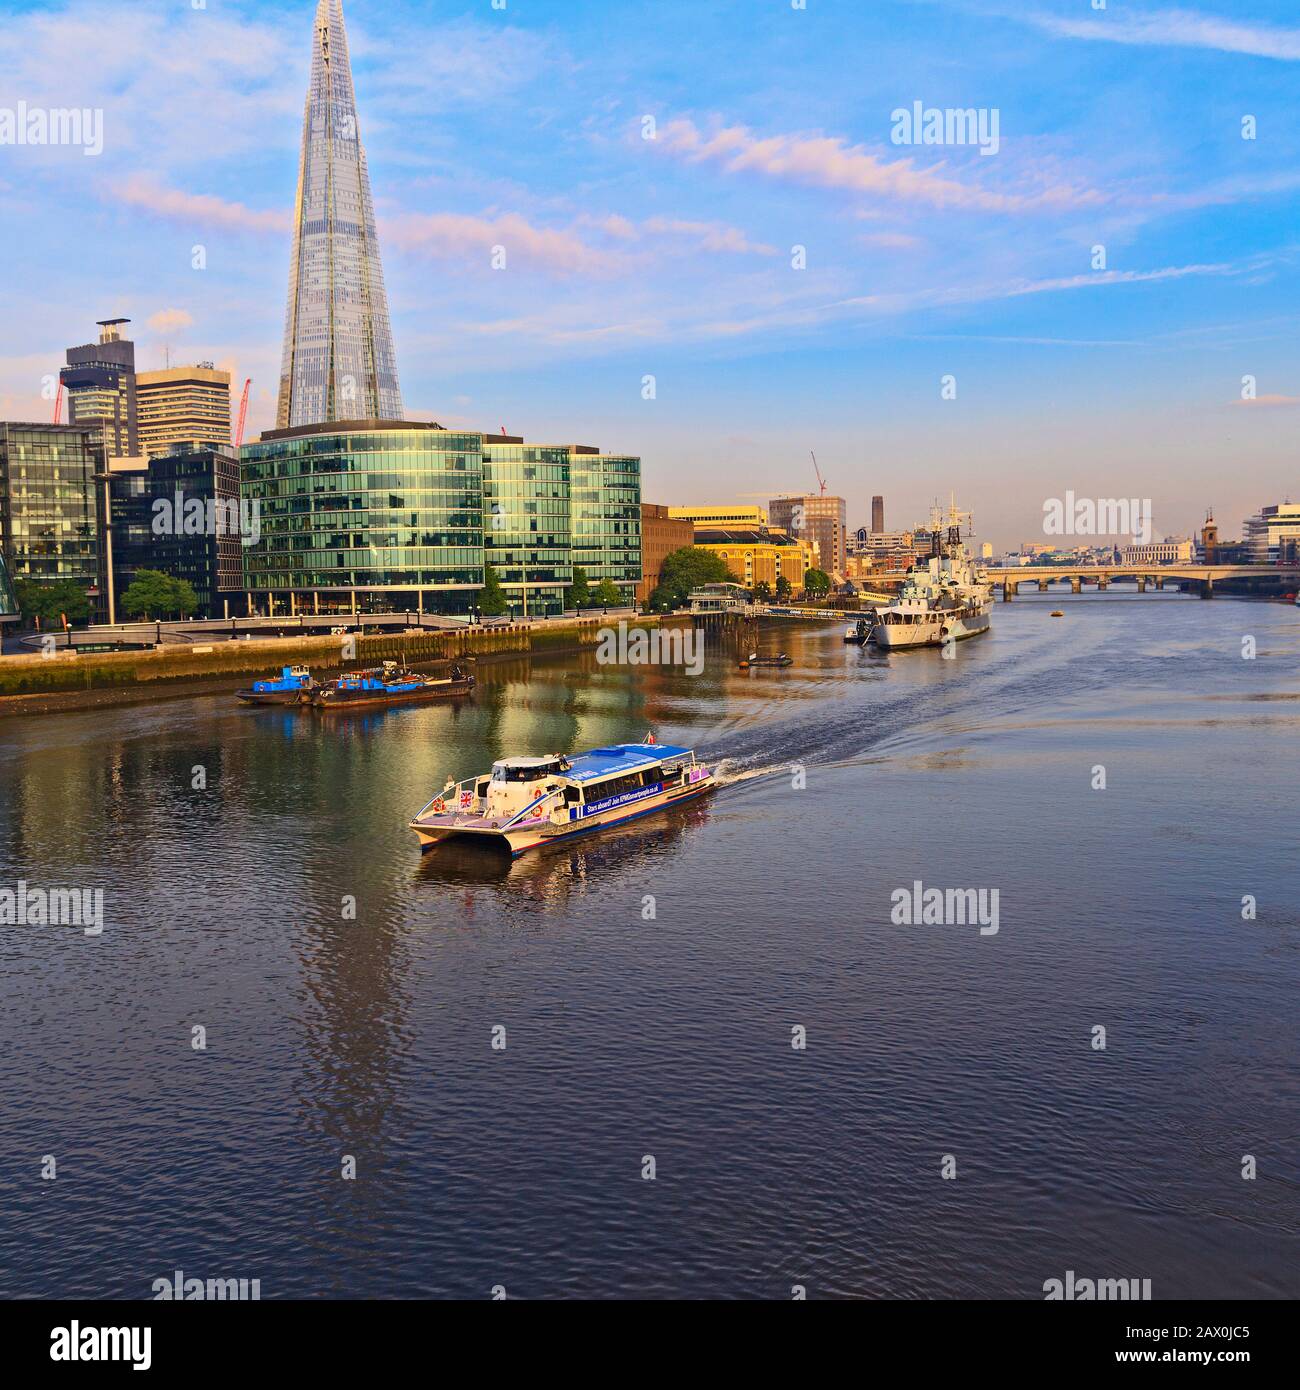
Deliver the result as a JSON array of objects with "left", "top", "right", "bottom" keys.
[
  {"left": 644, "top": 730, "right": 656, "bottom": 744},
  {"left": 459, "top": 789, "right": 474, "bottom": 810}
]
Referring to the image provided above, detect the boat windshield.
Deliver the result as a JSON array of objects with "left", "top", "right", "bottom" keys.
[{"left": 493, "top": 760, "right": 565, "bottom": 783}]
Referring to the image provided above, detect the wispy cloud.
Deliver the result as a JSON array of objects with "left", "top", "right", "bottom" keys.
[
  {"left": 118, "top": 175, "right": 290, "bottom": 234},
  {"left": 1024, "top": 6, "right": 1300, "bottom": 61},
  {"left": 647, "top": 116, "right": 1106, "bottom": 213},
  {"left": 1229, "top": 393, "right": 1300, "bottom": 407}
]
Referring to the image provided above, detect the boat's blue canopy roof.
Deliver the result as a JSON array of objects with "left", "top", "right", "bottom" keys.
[{"left": 565, "top": 743, "right": 692, "bottom": 783}]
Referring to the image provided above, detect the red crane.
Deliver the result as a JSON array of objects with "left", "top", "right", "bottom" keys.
[
  {"left": 53, "top": 379, "right": 63, "bottom": 424},
  {"left": 810, "top": 450, "right": 827, "bottom": 495},
  {"left": 233, "top": 378, "right": 251, "bottom": 448}
]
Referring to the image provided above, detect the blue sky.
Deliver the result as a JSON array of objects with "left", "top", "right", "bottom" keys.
[{"left": 1, "top": 0, "right": 1297, "bottom": 547}]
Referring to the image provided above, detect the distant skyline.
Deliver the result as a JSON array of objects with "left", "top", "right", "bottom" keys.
[{"left": 0, "top": 0, "right": 1297, "bottom": 547}]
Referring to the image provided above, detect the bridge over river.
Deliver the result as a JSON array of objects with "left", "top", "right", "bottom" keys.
[{"left": 983, "top": 565, "right": 1300, "bottom": 599}]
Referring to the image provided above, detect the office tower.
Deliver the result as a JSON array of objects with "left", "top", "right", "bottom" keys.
[
  {"left": 482, "top": 438, "right": 572, "bottom": 618},
  {"left": 277, "top": 0, "right": 403, "bottom": 428},
  {"left": 136, "top": 365, "right": 232, "bottom": 456},
  {"left": 871, "top": 495, "right": 884, "bottom": 533},
  {"left": 768, "top": 493, "right": 847, "bottom": 578},
  {"left": 106, "top": 451, "right": 243, "bottom": 618},
  {"left": 0, "top": 422, "right": 104, "bottom": 615},
  {"left": 568, "top": 447, "right": 642, "bottom": 602},
  {"left": 60, "top": 319, "right": 139, "bottom": 458}
]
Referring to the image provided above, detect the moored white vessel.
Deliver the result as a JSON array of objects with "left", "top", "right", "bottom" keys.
[
  {"left": 871, "top": 504, "right": 992, "bottom": 651},
  {"left": 409, "top": 738, "right": 714, "bottom": 856}
]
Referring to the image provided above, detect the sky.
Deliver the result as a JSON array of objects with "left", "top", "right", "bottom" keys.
[{"left": 0, "top": 0, "right": 1297, "bottom": 549}]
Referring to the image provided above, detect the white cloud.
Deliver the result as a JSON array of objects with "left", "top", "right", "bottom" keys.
[{"left": 1025, "top": 6, "right": 1300, "bottom": 61}]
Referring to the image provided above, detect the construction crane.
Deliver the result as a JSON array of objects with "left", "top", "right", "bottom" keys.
[
  {"left": 53, "top": 379, "right": 63, "bottom": 425},
  {"left": 810, "top": 450, "right": 827, "bottom": 495},
  {"left": 233, "top": 378, "right": 251, "bottom": 449}
]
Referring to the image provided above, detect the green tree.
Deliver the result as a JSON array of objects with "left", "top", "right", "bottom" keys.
[
  {"left": 120, "top": 569, "right": 199, "bottom": 619},
  {"left": 478, "top": 563, "right": 509, "bottom": 617},
  {"left": 565, "top": 565, "right": 591, "bottom": 610},
  {"left": 14, "top": 577, "right": 92, "bottom": 627},
  {"left": 654, "top": 546, "right": 732, "bottom": 609},
  {"left": 774, "top": 573, "right": 792, "bottom": 601},
  {"left": 752, "top": 580, "right": 773, "bottom": 601},
  {"left": 803, "top": 567, "right": 831, "bottom": 598},
  {"left": 592, "top": 578, "right": 622, "bottom": 607}
]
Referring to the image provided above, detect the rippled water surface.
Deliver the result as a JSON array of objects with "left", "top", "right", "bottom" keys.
[{"left": 1, "top": 592, "right": 1297, "bottom": 1298}]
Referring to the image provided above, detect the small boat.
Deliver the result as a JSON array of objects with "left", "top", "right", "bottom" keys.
[
  {"left": 1050, "top": 609, "right": 1064, "bottom": 617},
  {"left": 739, "top": 652, "right": 793, "bottom": 668},
  {"left": 843, "top": 617, "right": 873, "bottom": 644},
  {"left": 235, "top": 665, "right": 318, "bottom": 705},
  {"left": 409, "top": 737, "right": 715, "bottom": 856},
  {"left": 311, "top": 660, "right": 474, "bottom": 711}
]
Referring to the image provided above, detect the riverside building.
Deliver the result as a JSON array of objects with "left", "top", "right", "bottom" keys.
[{"left": 239, "top": 421, "right": 641, "bottom": 617}]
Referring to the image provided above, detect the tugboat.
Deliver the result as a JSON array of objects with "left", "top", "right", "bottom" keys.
[
  {"left": 235, "top": 665, "right": 318, "bottom": 706},
  {"left": 409, "top": 736, "right": 714, "bottom": 857},
  {"left": 871, "top": 503, "right": 992, "bottom": 650},
  {"left": 738, "top": 652, "right": 793, "bottom": 668},
  {"left": 311, "top": 660, "right": 474, "bottom": 711}
]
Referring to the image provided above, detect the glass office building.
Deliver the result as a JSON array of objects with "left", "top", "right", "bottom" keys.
[
  {"left": 482, "top": 440, "right": 571, "bottom": 618},
  {"left": 568, "top": 448, "right": 642, "bottom": 601},
  {"left": 109, "top": 451, "right": 243, "bottom": 618},
  {"left": 0, "top": 422, "right": 103, "bottom": 613},
  {"left": 240, "top": 420, "right": 484, "bottom": 613},
  {"left": 0, "top": 549, "right": 18, "bottom": 624},
  {"left": 277, "top": 0, "right": 403, "bottom": 429}
]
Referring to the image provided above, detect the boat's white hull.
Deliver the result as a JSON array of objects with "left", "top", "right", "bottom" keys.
[
  {"left": 411, "top": 774, "right": 714, "bottom": 856},
  {"left": 874, "top": 608, "right": 991, "bottom": 649}
]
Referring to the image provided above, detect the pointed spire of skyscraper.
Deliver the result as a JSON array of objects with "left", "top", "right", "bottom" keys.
[{"left": 277, "top": 0, "right": 403, "bottom": 429}]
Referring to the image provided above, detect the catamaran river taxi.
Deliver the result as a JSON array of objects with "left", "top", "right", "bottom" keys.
[{"left": 409, "top": 738, "right": 714, "bottom": 856}]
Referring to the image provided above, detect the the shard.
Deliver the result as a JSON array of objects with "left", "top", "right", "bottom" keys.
[{"left": 276, "top": 0, "right": 403, "bottom": 429}]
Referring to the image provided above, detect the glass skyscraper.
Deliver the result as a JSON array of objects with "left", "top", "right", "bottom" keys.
[{"left": 277, "top": 0, "right": 403, "bottom": 429}]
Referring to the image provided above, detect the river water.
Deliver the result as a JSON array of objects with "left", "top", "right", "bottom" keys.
[{"left": 1, "top": 592, "right": 1297, "bottom": 1299}]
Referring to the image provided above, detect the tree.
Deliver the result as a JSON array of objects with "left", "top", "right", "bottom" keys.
[
  {"left": 752, "top": 580, "right": 772, "bottom": 601},
  {"left": 120, "top": 569, "right": 199, "bottom": 620},
  {"left": 654, "top": 546, "right": 732, "bottom": 610},
  {"left": 565, "top": 565, "right": 591, "bottom": 610},
  {"left": 775, "top": 573, "right": 792, "bottom": 601},
  {"left": 14, "top": 578, "right": 92, "bottom": 627},
  {"left": 803, "top": 567, "right": 831, "bottom": 598},
  {"left": 592, "top": 578, "right": 622, "bottom": 607},
  {"left": 478, "top": 563, "right": 509, "bottom": 616}
]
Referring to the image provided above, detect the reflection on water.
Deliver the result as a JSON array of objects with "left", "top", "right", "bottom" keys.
[{"left": 1, "top": 593, "right": 1298, "bottom": 1298}]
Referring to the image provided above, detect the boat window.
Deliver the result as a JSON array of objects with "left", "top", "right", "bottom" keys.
[
  {"left": 564, "top": 786, "right": 582, "bottom": 804},
  {"left": 476, "top": 781, "right": 490, "bottom": 798}
]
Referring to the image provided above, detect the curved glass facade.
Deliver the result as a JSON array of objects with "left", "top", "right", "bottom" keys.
[
  {"left": 482, "top": 442, "right": 571, "bottom": 618},
  {"left": 241, "top": 423, "right": 483, "bottom": 613},
  {"left": 569, "top": 450, "right": 641, "bottom": 600}
]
